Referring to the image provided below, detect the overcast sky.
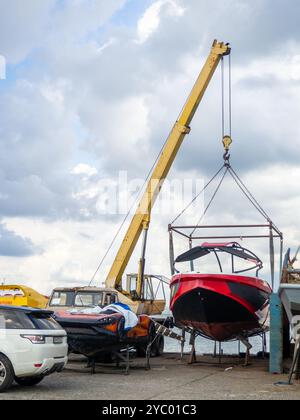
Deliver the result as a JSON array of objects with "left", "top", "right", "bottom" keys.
[{"left": 0, "top": 0, "right": 299, "bottom": 294}]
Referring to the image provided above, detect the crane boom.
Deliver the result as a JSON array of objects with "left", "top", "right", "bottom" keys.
[{"left": 106, "top": 40, "right": 231, "bottom": 295}]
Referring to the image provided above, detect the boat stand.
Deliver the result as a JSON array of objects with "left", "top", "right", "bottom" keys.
[
  {"left": 88, "top": 345, "right": 137, "bottom": 375},
  {"left": 262, "top": 332, "right": 267, "bottom": 359},
  {"left": 287, "top": 336, "right": 300, "bottom": 385},
  {"left": 180, "top": 328, "right": 186, "bottom": 360},
  {"left": 212, "top": 342, "right": 224, "bottom": 364},
  {"left": 275, "top": 335, "right": 300, "bottom": 386},
  {"left": 237, "top": 336, "right": 253, "bottom": 366},
  {"left": 188, "top": 330, "right": 197, "bottom": 364}
]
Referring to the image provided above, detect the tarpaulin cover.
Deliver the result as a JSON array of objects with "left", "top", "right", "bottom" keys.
[{"left": 70, "top": 302, "right": 138, "bottom": 331}]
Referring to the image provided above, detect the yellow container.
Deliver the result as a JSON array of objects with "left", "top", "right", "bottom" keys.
[{"left": 0, "top": 285, "right": 48, "bottom": 309}]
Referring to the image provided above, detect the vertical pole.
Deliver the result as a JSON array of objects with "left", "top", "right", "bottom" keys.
[
  {"left": 269, "top": 223, "right": 275, "bottom": 290},
  {"left": 137, "top": 228, "right": 148, "bottom": 298},
  {"left": 169, "top": 226, "right": 175, "bottom": 275},
  {"left": 181, "top": 328, "right": 185, "bottom": 360},
  {"left": 188, "top": 330, "right": 197, "bottom": 364},
  {"left": 219, "top": 342, "right": 222, "bottom": 365},
  {"left": 269, "top": 293, "right": 283, "bottom": 374},
  {"left": 125, "top": 345, "right": 130, "bottom": 376},
  {"left": 189, "top": 237, "right": 195, "bottom": 272},
  {"left": 279, "top": 236, "right": 284, "bottom": 285},
  {"left": 213, "top": 341, "right": 217, "bottom": 358},
  {"left": 262, "top": 333, "right": 267, "bottom": 359}
]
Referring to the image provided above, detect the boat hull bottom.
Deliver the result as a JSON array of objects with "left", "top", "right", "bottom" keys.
[{"left": 172, "top": 286, "right": 267, "bottom": 342}]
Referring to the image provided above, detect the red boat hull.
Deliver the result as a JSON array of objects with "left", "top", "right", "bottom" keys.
[{"left": 170, "top": 274, "right": 271, "bottom": 342}]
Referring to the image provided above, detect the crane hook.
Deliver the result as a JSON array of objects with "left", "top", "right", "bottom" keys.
[
  {"left": 222, "top": 135, "right": 232, "bottom": 165},
  {"left": 223, "top": 150, "right": 230, "bottom": 163}
]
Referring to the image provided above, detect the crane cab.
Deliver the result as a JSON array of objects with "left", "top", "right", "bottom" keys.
[{"left": 125, "top": 274, "right": 168, "bottom": 315}]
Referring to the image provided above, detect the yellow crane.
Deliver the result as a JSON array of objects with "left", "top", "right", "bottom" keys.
[
  {"left": 48, "top": 40, "right": 231, "bottom": 316},
  {"left": 105, "top": 40, "right": 231, "bottom": 314}
]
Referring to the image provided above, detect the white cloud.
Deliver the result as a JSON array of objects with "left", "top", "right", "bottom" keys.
[
  {"left": 234, "top": 49, "right": 300, "bottom": 83},
  {"left": 136, "top": 0, "right": 185, "bottom": 43},
  {"left": 72, "top": 164, "right": 98, "bottom": 177}
]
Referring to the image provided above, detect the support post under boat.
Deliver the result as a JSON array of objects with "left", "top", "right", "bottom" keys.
[
  {"left": 181, "top": 328, "right": 186, "bottom": 360},
  {"left": 188, "top": 330, "right": 197, "bottom": 364},
  {"left": 237, "top": 336, "right": 253, "bottom": 366}
]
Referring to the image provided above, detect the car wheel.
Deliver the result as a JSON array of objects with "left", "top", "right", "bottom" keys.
[
  {"left": 14, "top": 376, "right": 44, "bottom": 387},
  {"left": 0, "top": 354, "right": 14, "bottom": 393}
]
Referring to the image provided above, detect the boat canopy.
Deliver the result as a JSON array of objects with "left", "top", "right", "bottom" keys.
[{"left": 175, "top": 242, "right": 263, "bottom": 275}]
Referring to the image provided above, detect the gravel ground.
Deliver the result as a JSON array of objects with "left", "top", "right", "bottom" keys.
[{"left": 1, "top": 353, "right": 300, "bottom": 400}]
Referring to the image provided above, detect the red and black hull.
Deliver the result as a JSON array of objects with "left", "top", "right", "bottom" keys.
[{"left": 170, "top": 274, "right": 271, "bottom": 342}]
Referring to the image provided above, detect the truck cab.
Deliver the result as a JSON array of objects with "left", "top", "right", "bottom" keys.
[{"left": 47, "top": 287, "right": 119, "bottom": 312}]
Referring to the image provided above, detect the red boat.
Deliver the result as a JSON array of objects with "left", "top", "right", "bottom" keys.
[{"left": 170, "top": 242, "right": 272, "bottom": 342}]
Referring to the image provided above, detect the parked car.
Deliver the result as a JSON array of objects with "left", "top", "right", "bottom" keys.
[{"left": 0, "top": 305, "right": 68, "bottom": 393}]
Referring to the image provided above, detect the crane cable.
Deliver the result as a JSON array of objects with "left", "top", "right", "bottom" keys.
[
  {"left": 222, "top": 53, "right": 232, "bottom": 138},
  {"left": 170, "top": 160, "right": 277, "bottom": 234},
  {"left": 170, "top": 164, "right": 226, "bottom": 225},
  {"left": 190, "top": 165, "right": 229, "bottom": 236},
  {"left": 171, "top": 54, "right": 277, "bottom": 233}
]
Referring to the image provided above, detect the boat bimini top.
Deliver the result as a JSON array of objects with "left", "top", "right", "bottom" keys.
[{"left": 174, "top": 242, "right": 263, "bottom": 276}]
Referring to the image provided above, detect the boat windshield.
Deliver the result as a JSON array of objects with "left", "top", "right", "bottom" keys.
[{"left": 175, "top": 242, "right": 263, "bottom": 276}]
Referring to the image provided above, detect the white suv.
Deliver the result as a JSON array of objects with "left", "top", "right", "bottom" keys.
[{"left": 0, "top": 305, "right": 68, "bottom": 392}]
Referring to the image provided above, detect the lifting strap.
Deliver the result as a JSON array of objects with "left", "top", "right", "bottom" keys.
[{"left": 171, "top": 159, "right": 278, "bottom": 232}]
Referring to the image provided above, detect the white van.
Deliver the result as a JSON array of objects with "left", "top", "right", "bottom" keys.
[{"left": 0, "top": 305, "right": 68, "bottom": 392}]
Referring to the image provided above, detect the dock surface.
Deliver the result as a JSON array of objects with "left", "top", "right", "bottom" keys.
[{"left": 1, "top": 353, "right": 300, "bottom": 400}]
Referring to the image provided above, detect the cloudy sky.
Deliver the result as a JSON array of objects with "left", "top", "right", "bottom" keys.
[{"left": 0, "top": 0, "right": 300, "bottom": 294}]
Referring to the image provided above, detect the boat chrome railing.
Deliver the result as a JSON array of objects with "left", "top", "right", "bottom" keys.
[{"left": 169, "top": 223, "right": 283, "bottom": 289}]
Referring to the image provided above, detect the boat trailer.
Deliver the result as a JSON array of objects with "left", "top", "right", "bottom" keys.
[{"left": 86, "top": 321, "right": 185, "bottom": 375}]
